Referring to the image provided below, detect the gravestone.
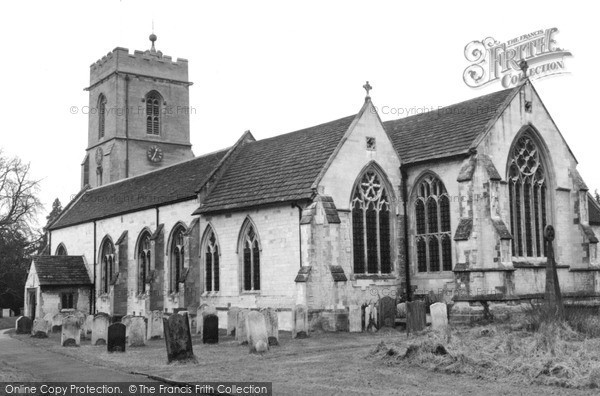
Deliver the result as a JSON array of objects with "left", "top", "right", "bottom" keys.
[
  {"left": 61, "top": 315, "right": 81, "bottom": 346},
  {"left": 365, "top": 305, "right": 377, "bottom": 332},
  {"left": 260, "top": 308, "right": 279, "bottom": 346},
  {"left": 349, "top": 305, "right": 362, "bottom": 332},
  {"left": 227, "top": 307, "right": 240, "bottom": 336},
  {"left": 378, "top": 296, "right": 396, "bottom": 328},
  {"left": 203, "top": 314, "right": 219, "bottom": 344},
  {"left": 15, "top": 316, "right": 32, "bottom": 334},
  {"left": 292, "top": 305, "right": 308, "bottom": 339},
  {"left": 396, "top": 302, "right": 407, "bottom": 318},
  {"left": 236, "top": 309, "right": 250, "bottom": 344},
  {"left": 107, "top": 322, "right": 126, "bottom": 352},
  {"left": 246, "top": 311, "right": 268, "bottom": 354},
  {"left": 31, "top": 319, "right": 50, "bottom": 338},
  {"left": 92, "top": 313, "right": 110, "bottom": 346},
  {"left": 82, "top": 315, "right": 94, "bottom": 339},
  {"left": 47, "top": 313, "right": 62, "bottom": 333},
  {"left": 163, "top": 312, "right": 194, "bottom": 362},
  {"left": 406, "top": 301, "right": 426, "bottom": 335},
  {"left": 430, "top": 302, "right": 448, "bottom": 330},
  {"left": 195, "top": 304, "right": 216, "bottom": 336},
  {"left": 127, "top": 316, "right": 146, "bottom": 347},
  {"left": 147, "top": 310, "right": 164, "bottom": 339}
]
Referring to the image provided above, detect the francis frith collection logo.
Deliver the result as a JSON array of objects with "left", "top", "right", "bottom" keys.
[{"left": 463, "top": 28, "right": 572, "bottom": 88}]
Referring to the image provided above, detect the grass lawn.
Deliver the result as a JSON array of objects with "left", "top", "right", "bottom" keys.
[
  {"left": 10, "top": 325, "right": 600, "bottom": 395},
  {"left": 0, "top": 317, "right": 17, "bottom": 330}
]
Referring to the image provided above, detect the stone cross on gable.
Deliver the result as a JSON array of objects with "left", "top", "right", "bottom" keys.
[
  {"left": 519, "top": 60, "right": 529, "bottom": 77},
  {"left": 363, "top": 81, "right": 372, "bottom": 98}
]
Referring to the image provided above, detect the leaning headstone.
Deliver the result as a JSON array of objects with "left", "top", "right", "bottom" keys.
[
  {"left": 15, "top": 316, "right": 32, "bottom": 334},
  {"left": 236, "top": 309, "right": 250, "bottom": 344},
  {"left": 292, "top": 305, "right": 308, "bottom": 339},
  {"left": 61, "top": 315, "right": 81, "bottom": 346},
  {"left": 349, "top": 305, "right": 362, "bottom": 332},
  {"left": 163, "top": 312, "right": 194, "bottom": 363},
  {"left": 127, "top": 316, "right": 146, "bottom": 347},
  {"left": 260, "top": 308, "right": 279, "bottom": 346},
  {"left": 378, "top": 296, "right": 396, "bottom": 328},
  {"left": 430, "top": 302, "right": 448, "bottom": 330},
  {"left": 203, "top": 314, "right": 219, "bottom": 344},
  {"left": 246, "top": 311, "right": 268, "bottom": 354},
  {"left": 92, "top": 313, "right": 110, "bottom": 346},
  {"left": 31, "top": 319, "right": 50, "bottom": 338},
  {"left": 227, "top": 307, "right": 241, "bottom": 336},
  {"left": 107, "top": 322, "right": 126, "bottom": 352},
  {"left": 147, "top": 310, "right": 164, "bottom": 339},
  {"left": 195, "top": 304, "right": 216, "bottom": 336},
  {"left": 406, "top": 301, "right": 426, "bottom": 335}
]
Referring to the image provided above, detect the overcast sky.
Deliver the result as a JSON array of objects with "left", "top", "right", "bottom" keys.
[{"left": 1, "top": 0, "right": 598, "bottom": 228}]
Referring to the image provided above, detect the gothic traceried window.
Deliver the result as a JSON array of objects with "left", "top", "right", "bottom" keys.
[
  {"left": 240, "top": 221, "right": 260, "bottom": 291},
  {"left": 170, "top": 226, "right": 185, "bottom": 293},
  {"left": 100, "top": 238, "right": 114, "bottom": 294},
  {"left": 352, "top": 168, "right": 392, "bottom": 274},
  {"left": 414, "top": 175, "right": 452, "bottom": 272},
  {"left": 204, "top": 227, "right": 220, "bottom": 292},
  {"left": 98, "top": 94, "right": 107, "bottom": 139},
  {"left": 145, "top": 91, "right": 161, "bottom": 135},
  {"left": 138, "top": 231, "right": 152, "bottom": 294},
  {"left": 508, "top": 133, "right": 547, "bottom": 258}
]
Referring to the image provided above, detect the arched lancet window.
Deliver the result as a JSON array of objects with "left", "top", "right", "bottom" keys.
[
  {"left": 100, "top": 238, "right": 115, "bottom": 294},
  {"left": 240, "top": 220, "right": 260, "bottom": 291},
  {"left": 508, "top": 132, "right": 548, "bottom": 258},
  {"left": 170, "top": 225, "right": 186, "bottom": 293},
  {"left": 55, "top": 243, "right": 67, "bottom": 256},
  {"left": 203, "top": 226, "right": 220, "bottom": 292},
  {"left": 145, "top": 91, "right": 161, "bottom": 135},
  {"left": 137, "top": 231, "right": 152, "bottom": 294},
  {"left": 414, "top": 175, "right": 452, "bottom": 272},
  {"left": 98, "top": 94, "right": 107, "bottom": 139},
  {"left": 351, "top": 168, "right": 393, "bottom": 274}
]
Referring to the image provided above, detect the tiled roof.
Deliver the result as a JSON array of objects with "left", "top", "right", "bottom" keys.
[
  {"left": 588, "top": 193, "right": 600, "bottom": 226},
  {"left": 49, "top": 150, "right": 228, "bottom": 229},
  {"left": 33, "top": 256, "right": 91, "bottom": 286},
  {"left": 383, "top": 87, "right": 518, "bottom": 164},
  {"left": 195, "top": 115, "right": 356, "bottom": 214}
]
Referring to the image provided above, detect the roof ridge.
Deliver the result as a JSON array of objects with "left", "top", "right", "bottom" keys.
[{"left": 248, "top": 114, "right": 356, "bottom": 144}]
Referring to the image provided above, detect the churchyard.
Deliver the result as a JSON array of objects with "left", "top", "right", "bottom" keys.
[{"left": 6, "top": 303, "right": 600, "bottom": 395}]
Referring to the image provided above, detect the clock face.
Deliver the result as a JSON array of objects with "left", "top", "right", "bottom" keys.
[
  {"left": 95, "top": 148, "right": 103, "bottom": 165},
  {"left": 147, "top": 145, "right": 163, "bottom": 163}
]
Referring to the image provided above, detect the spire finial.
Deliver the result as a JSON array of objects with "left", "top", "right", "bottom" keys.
[
  {"left": 149, "top": 21, "right": 157, "bottom": 53},
  {"left": 519, "top": 60, "right": 529, "bottom": 77},
  {"left": 363, "top": 81, "right": 372, "bottom": 99}
]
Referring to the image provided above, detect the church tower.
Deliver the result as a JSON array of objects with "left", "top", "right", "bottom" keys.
[{"left": 82, "top": 34, "right": 194, "bottom": 188}]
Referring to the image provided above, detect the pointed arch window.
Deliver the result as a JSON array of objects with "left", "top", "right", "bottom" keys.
[
  {"left": 170, "top": 226, "right": 185, "bottom": 293},
  {"left": 240, "top": 222, "right": 260, "bottom": 291},
  {"left": 100, "top": 238, "right": 115, "bottom": 294},
  {"left": 145, "top": 91, "right": 161, "bottom": 135},
  {"left": 351, "top": 168, "right": 393, "bottom": 274},
  {"left": 508, "top": 133, "right": 548, "bottom": 258},
  {"left": 138, "top": 231, "right": 152, "bottom": 294},
  {"left": 204, "top": 227, "right": 220, "bottom": 292},
  {"left": 55, "top": 243, "right": 67, "bottom": 256},
  {"left": 98, "top": 94, "right": 107, "bottom": 139},
  {"left": 414, "top": 175, "right": 452, "bottom": 272}
]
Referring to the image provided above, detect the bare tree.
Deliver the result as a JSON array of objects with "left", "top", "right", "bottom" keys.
[{"left": 0, "top": 150, "right": 42, "bottom": 236}]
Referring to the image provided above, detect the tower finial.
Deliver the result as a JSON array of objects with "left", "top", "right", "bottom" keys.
[
  {"left": 149, "top": 32, "right": 157, "bottom": 53},
  {"left": 519, "top": 60, "right": 529, "bottom": 78},
  {"left": 363, "top": 81, "right": 372, "bottom": 99}
]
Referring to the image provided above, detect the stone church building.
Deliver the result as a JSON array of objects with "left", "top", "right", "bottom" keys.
[{"left": 25, "top": 36, "right": 600, "bottom": 330}]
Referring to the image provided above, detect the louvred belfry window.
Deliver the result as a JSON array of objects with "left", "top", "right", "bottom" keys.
[
  {"left": 508, "top": 133, "right": 547, "bottom": 258},
  {"left": 414, "top": 175, "right": 452, "bottom": 272},
  {"left": 98, "top": 94, "right": 107, "bottom": 139},
  {"left": 170, "top": 226, "right": 185, "bottom": 293},
  {"left": 352, "top": 169, "right": 392, "bottom": 274},
  {"left": 204, "top": 228, "right": 220, "bottom": 292},
  {"left": 146, "top": 92, "right": 161, "bottom": 135}
]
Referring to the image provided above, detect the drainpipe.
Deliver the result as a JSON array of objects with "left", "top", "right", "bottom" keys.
[
  {"left": 124, "top": 75, "right": 130, "bottom": 178},
  {"left": 48, "top": 231, "right": 52, "bottom": 255},
  {"left": 292, "top": 202, "right": 303, "bottom": 268},
  {"left": 401, "top": 167, "right": 412, "bottom": 302},
  {"left": 92, "top": 221, "right": 97, "bottom": 314}
]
